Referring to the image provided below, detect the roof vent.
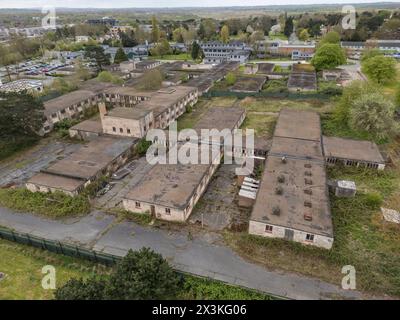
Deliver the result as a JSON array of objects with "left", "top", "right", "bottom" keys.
[
  {"left": 304, "top": 171, "right": 312, "bottom": 176},
  {"left": 277, "top": 175, "right": 285, "bottom": 183},
  {"left": 281, "top": 156, "right": 287, "bottom": 164},
  {"left": 304, "top": 163, "right": 312, "bottom": 169},
  {"left": 272, "top": 206, "right": 281, "bottom": 216},
  {"left": 304, "top": 201, "right": 312, "bottom": 208},
  {"left": 304, "top": 212, "right": 313, "bottom": 221},
  {"left": 275, "top": 186, "right": 283, "bottom": 195},
  {"left": 304, "top": 189, "right": 313, "bottom": 195},
  {"left": 305, "top": 178, "right": 313, "bottom": 185}
]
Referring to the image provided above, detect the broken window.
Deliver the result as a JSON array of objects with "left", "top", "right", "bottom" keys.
[
  {"left": 135, "top": 202, "right": 141, "bottom": 208},
  {"left": 265, "top": 225, "right": 273, "bottom": 233},
  {"left": 306, "top": 234, "right": 314, "bottom": 242},
  {"left": 165, "top": 208, "right": 171, "bottom": 215}
]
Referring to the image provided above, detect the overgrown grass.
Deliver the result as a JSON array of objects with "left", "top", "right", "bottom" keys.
[
  {"left": 321, "top": 113, "right": 389, "bottom": 145},
  {"left": 179, "top": 274, "right": 276, "bottom": 300},
  {"left": 0, "top": 136, "right": 39, "bottom": 161},
  {"left": 115, "top": 209, "right": 153, "bottom": 226},
  {"left": 151, "top": 53, "right": 193, "bottom": 61},
  {"left": 0, "top": 189, "right": 91, "bottom": 218},
  {"left": 225, "top": 163, "right": 400, "bottom": 297}
]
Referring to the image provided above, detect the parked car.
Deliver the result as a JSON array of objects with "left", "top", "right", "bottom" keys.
[{"left": 112, "top": 168, "right": 131, "bottom": 180}]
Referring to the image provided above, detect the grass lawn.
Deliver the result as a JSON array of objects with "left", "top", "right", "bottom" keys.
[
  {"left": 0, "top": 239, "right": 107, "bottom": 299},
  {"left": 225, "top": 137, "right": 400, "bottom": 297}
]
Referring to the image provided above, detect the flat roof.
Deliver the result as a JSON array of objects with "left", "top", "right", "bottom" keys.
[
  {"left": 139, "top": 86, "right": 197, "bottom": 115},
  {"left": 44, "top": 90, "right": 96, "bottom": 115},
  {"left": 230, "top": 76, "right": 266, "bottom": 93},
  {"left": 257, "top": 63, "right": 275, "bottom": 74},
  {"left": 42, "top": 136, "right": 134, "bottom": 180},
  {"left": 288, "top": 72, "right": 317, "bottom": 90},
  {"left": 274, "top": 109, "right": 321, "bottom": 142},
  {"left": 193, "top": 106, "right": 246, "bottom": 133},
  {"left": 125, "top": 144, "right": 220, "bottom": 209},
  {"left": 27, "top": 172, "right": 84, "bottom": 192},
  {"left": 70, "top": 119, "right": 103, "bottom": 133},
  {"left": 323, "top": 136, "right": 385, "bottom": 164},
  {"left": 250, "top": 156, "right": 333, "bottom": 237},
  {"left": 105, "top": 106, "right": 151, "bottom": 120},
  {"left": 103, "top": 86, "right": 154, "bottom": 97},
  {"left": 269, "top": 136, "right": 324, "bottom": 162}
]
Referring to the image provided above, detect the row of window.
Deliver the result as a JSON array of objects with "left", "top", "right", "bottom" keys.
[
  {"left": 112, "top": 127, "right": 131, "bottom": 134},
  {"left": 264, "top": 225, "right": 315, "bottom": 242},
  {"left": 135, "top": 202, "right": 171, "bottom": 215}
]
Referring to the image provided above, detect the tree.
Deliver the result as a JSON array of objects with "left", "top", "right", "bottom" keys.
[
  {"left": 349, "top": 92, "right": 398, "bottom": 139},
  {"left": 283, "top": 16, "right": 294, "bottom": 38},
  {"left": 97, "top": 71, "right": 123, "bottom": 85},
  {"left": 84, "top": 45, "right": 110, "bottom": 71},
  {"left": 311, "top": 43, "right": 346, "bottom": 70},
  {"left": 226, "top": 72, "right": 237, "bottom": 85},
  {"left": 140, "top": 69, "right": 164, "bottom": 90},
  {"left": 360, "top": 48, "right": 383, "bottom": 63},
  {"left": 220, "top": 25, "right": 230, "bottom": 43},
  {"left": 191, "top": 41, "right": 202, "bottom": 60},
  {"left": 299, "top": 28, "right": 310, "bottom": 41},
  {"left": 150, "top": 39, "right": 171, "bottom": 57},
  {"left": 0, "top": 92, "right": 44, "bottom": 140},
  {"left": 333, "top": 81, "right": 378, "bottom": 124},
  {"left": 172, "top": 28, "right": 184, "bottom": 43},
  {"left": 55, "top": 248, "right": 181, "bottom": 300},
  {"left": 55, "top": 278, "right": 107, "bottom": 300},
  {"left": 105, "top": 248, "right": 180, "bottom": 300},
  {"left": 114, "top": 47, "right": 128, "bottom": 64},
  {"left": 361, "top": 55, "right": 397, "bottom": 84},
  {"left": 151, "top": 16, "right": 160, "bottom": 43},
  {"left": 319, "top": 31, "right": 341, "bottom": 46}
]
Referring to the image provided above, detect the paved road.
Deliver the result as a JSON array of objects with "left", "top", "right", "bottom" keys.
[{"left": 0, "top": 207, "right": 364, "bottom": 300}]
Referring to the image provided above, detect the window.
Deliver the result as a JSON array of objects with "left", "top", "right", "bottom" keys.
[
  {"left": 265, "top": 225, "right": 273, "bottom": 233},
  {"left": 112, "top": 127, "right": 116, "bottom": 132},
  {"left": 120, "top": 128, "right": 123, "bottom": 133},
  {"left": 135, "top": 202, "right": 141, "bottom": 208},
  {"left": 306, "top": 234, "right": 314, "bottom": 242},
  {"left": 165, "top": 208, "right": 171, "bottom": 215},
  {"left": 127, "top": 129, "right": 131, "bottom": 134}
]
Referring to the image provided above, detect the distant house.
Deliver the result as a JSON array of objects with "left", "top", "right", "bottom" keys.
[
  {"left": 86, "top": 17, "right": 118, "bottom": 27},
  {"left": 201, "top": 41, "right": 252, "bottom": 64}
]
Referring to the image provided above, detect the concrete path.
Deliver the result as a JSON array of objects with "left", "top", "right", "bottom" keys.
[{"left": 0, "top": 207, "right": 363, "bottom": 300}]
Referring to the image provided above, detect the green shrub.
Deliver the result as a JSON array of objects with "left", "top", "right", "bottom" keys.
[{"left": 365, "top": 193, "right": 383, "bottom": 209}]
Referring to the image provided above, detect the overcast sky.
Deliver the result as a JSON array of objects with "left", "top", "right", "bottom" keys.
[{"left": 0, "top": 0, "right": 398, "bottom": 9}]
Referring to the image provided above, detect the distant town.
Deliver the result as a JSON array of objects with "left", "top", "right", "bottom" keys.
[{"left": 0, "top": 3, "right": 399, "bottom": 301}]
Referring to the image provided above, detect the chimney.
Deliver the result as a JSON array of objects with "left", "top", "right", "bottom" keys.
[{"left": 99, "top": 102, "right": 107, "bottom": 119}]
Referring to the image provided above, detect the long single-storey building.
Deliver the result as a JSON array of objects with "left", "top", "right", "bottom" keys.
[
  {"left": 123, "top": 144, "right": 221, "bottom": 221},
  {"left": 323, "top": 136, "right": 385, "bottom": 170},
  {"left": 26, "top": 136, "right": 136, "bottom": 196},
  {"left": 249, "top": 109, "right": 334, "bottom": 249}
]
